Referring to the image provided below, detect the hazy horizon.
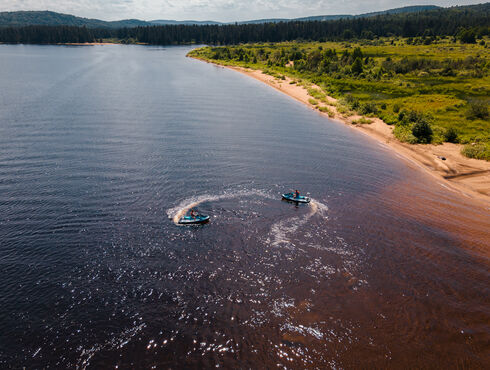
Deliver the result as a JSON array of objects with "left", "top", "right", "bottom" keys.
[{"left": 0, "top": 0, "right": 484, "bottom": 22}]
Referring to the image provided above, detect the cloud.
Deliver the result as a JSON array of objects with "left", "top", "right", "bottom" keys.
[{"left": 0, "top": 0, "right": 483, "bottom": 22}]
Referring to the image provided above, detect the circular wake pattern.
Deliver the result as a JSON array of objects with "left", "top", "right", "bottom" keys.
[
  {"left": 161, "top": 190, "right": 370, "bottom": 368},
  {"left": 266, "top": 199, "right": 329, "bottom": 249},
  {"left": 166, "top": 189, "right": 276, "bottom": 225}
]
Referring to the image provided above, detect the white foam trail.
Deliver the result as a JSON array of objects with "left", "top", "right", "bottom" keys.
[
  {"left": 167, "top": 189, "right": 272, "bottom": 225},
  {"left": 310, "top": 198, "right": 329, "bottom": 218},
  {"left": 77, "top": 323, "right": 145, "bottom": 369},
  {"left": 267, "top": 198, "right": 328, "bottom": 248}
]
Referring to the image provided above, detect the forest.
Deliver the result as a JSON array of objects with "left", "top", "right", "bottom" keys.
[{"left": 0, "top": 3, "right": 488, "bottom": 45}]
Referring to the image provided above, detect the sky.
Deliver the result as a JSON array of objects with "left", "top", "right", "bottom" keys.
[{"left": 0, "top": 0, "right": 483, "bottom": 22}]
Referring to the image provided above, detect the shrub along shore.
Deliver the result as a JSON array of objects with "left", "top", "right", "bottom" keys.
[{"left": 188, "top": 37, "right": 490, "bottom": 201}]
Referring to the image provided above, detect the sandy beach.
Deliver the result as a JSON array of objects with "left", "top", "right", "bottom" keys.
[
  {"left": 61, "top": 42, "right": 147, "bottom": 46},
  {"left": 192, "top": 57, "right": 490, "bottom": 206},
  {"left": 61, "top": 42, "right": 119, "bottom": 46}
]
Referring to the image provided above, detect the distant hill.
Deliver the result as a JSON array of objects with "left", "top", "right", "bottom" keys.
[
  {"left": 227, "top": 5, "right": 441, "bottom": 24},
  {"left": 286, "top": 5, "right": 440, "bottom": 22},
  {"left": 0, "top": 5, "right": 442, "bottom": 28},
  {"left": 110, "top": 19, "right": 150, "bottom": 28},
  {"left": 0, "top": 11, "right": 150, "bottom": 28},
  {"left": 294, "top": 15, "right": 352, "bottom": 22},
  {"left": 236, "top": 18, "right": 288, "bottom": 25},
  {"left": 354, "top": 5, "right": 440, "bottom": 18},
  {"left": 149, "top": 20, "right": 221, "bottom": 26}
]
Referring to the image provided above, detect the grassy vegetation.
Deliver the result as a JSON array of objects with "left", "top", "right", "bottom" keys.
[
  {"left": 189, "top": 36, "right": 490, "bottom": 160},
  {"left": 461, "top": 142, "right": 490, "bottom": 160},
  {"left": 318, "top": 105, "right": 335, "bottom": 117},
  {"left": 352, "top": 117, "right": 373, "bottom": 125}
]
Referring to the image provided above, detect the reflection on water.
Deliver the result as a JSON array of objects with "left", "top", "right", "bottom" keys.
[{"left": 0, "top": 45, "right": 488, "bottom": 368}]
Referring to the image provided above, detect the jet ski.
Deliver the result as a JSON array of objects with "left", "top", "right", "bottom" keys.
[
  {"left": 282, "top": 192, "right": 311, "bottom": 203},
  {"left": 178, "top": 214, "right": 210, "bottom": 225}
]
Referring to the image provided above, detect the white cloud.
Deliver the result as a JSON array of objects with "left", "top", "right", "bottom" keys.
[{"left": 0, "top": 0, "right": 483, "bottom": 22}]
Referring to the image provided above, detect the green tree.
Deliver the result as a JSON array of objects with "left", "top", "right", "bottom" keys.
[
  {"left": 351, "top": 57, "right": 363, "bottom": 75},
  {"left": 412, "top": 119, "right": 433, "bottom": 143},
  {"left": 342, "top": 29, "right": 353, "bottom": 39},
  {"left": 467, "top": 101, "right": 489, "bottom": 119},
  {"left": 459, "top": 28, "right": 476, "bottom": 43},
  {"left": 352, "top": 47, "right": 363, "bottom": 60},
  {"left": 444, "top": 127, "right": 459, "bottom": 143}
]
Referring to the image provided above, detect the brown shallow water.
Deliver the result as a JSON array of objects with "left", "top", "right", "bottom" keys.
[
  {"left": 328, "top": 176, "right": 490, "bottom": 368},
  {"left": 0, "top": 45, "right": 488, "bottom": 368}
]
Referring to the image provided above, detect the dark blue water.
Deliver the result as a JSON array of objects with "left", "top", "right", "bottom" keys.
[{"left": 0, "top": 45, "right": 489, "bottom": 368}]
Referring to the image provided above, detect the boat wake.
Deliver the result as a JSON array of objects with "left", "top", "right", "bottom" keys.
[
  {"left": 166, "top": 189, "right": 273, "bottom": 225},
  {"left": 266, "top": 198, "right": 329, "bottom": 249}
]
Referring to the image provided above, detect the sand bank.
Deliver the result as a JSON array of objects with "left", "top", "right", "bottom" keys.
[
  {"left": 61, "top": 42, "right": 119, "bottom": 46},
  {"left": 61, "top": 42, "right": 147, "bottom": 46},
  {"left": 193, "top": 57, "right": 490, "bottom": 206}
]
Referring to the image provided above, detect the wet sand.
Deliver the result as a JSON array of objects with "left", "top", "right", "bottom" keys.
[{"left": 192, "top": 58, "right": 490, "bottom": 206}]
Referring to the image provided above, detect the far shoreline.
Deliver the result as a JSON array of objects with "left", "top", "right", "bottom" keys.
[
  {"left": 0, "top": 42, "right": 146, "bottom": 46},
  {"left": 191, "top": 55, "right": 490, "bottom": 207}
]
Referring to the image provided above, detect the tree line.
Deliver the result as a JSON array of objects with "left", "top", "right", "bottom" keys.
[{"left": 0, "top": 3, "right": 488, "bottom": 45}]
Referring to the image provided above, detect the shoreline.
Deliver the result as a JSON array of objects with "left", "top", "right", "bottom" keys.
[
  {"left": 61, "top": 42, "right": 147, "bottom": 46},
  {"left": 62, "top": 42, "right": 121, "bottom": 46},
  {"left": 0, "top": 42, "right": 145, "bottom": 46},
  {"left": 192, "top": 56, "right": 490, "bottom": 206}
]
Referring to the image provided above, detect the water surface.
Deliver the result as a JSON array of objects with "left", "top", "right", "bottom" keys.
[{"left": 0, "top": 45, "right": 489, "bottom": 368}]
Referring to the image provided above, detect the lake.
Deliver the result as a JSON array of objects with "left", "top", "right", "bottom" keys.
[{"left": 0, "top": 45, "right": 488, "bottom": 368}]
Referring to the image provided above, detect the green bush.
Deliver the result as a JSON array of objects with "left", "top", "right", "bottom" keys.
[
  {"left": 379, "top": 113, "right": 398, "bottom": 125},
  {"left": 318, "top": 106, "right": 335, "bottom": 117},
  {"left": 398, "top": 109, "right": 406, "bottom": 121},
  {"left": 344, "top": 94, "right": 360, "bottom": 110},
  {"left": 459, "top": 28, "right": 476, "bottom": 44},
  {"left": 351, "top": 57, "right": 364, "bottom": 75},
  {"left": 308, "top": 88, "right": 325, "bottom": 99},
  {"left": 352, "top": 117, "right": 373, "bottom": 124},
  {"left": 461, "top": 142, "right": 490, "bottom": 160},
  {"left": 412, "top": 119, "right": 433, "bottom": 143},
  {"left": 407, "top": 110, "right": 423, "bottom": 122},
  {"left": 394, "top": 123, "right": 418, "bottom": 144},
  {"left": 308, "top": 98, "right": 319, "bottom": 105},
  {"left": 344, "top": 94, "right": 354, "bottom": 103},
  {"left": 336, "top": 103, "right": 352, "bottom": 116},
  {"left": 466, "top": 101, "right": 489, "bottom": 120},
  {"left": 361, "top": 102, "right": 378, "bottom": 115},
  {"left": 444, "top": 127, "right": 459, "bottom": 143},
  {"left": 398, "top": 109, "right": 426, "bottom": 124},
  {"left": 393, "top": 103, "right": 401, "bottom": 113},
  {"left": 431, "top": 126, "right": 446, "bottom": 145}
]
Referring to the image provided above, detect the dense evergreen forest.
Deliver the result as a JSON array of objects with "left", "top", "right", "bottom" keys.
[
  {"left": 0, "top": 6, "right": 440, "bottom": 28},
  {"left": 0, "top": 3, "right": 488, "bottom": 45}
]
